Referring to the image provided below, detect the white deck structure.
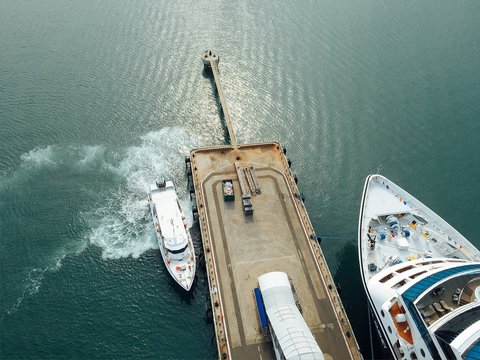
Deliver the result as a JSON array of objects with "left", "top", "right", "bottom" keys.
[
  {"left": 358, "top": 174, "right": 480, "bottom": 360},
  {"left": 258, "top": 272, "right": 324, "bottom": 360},
  {"left": 149, "top": 181, "right": 195, "bottom": 291}
]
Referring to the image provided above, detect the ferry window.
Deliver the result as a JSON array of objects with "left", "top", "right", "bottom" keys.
[
  {"left": 168, "top": 244, "right": 188, "bottom": 254},
  {"left": 410, "top": 271, "right": 427, "bottom": 279},
  {"left": 380, "top": 273, "right": 394, "bottom": 283},
  {"left": 413, "top": 215, "right": 427, "bottom": 224},
  {"left": 388, "top": 326, "right": 392, "bottom": 334},
  {"left": 397, "top": 265, "right": 414, "bottom": 273},
  {"left": 420, "top": 349, "right": 425, "bottom": 357},
  {"left": 410, "top": 352, "right": 418, "bottom": 360},
  {"left": 436, "top": 335, "right": 456, "bottom": 360},
  {"left": 381, "top": 310, "right": 385, "bottom": 317}
]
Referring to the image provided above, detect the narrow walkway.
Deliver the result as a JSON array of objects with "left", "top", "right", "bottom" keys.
[{"left": 203, "top": 51, "right": 237, "bottom": 146}]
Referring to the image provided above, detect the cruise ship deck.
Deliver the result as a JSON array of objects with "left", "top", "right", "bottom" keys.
[{"left": 189, "top": 142, "right": 361, "bottom": 359}]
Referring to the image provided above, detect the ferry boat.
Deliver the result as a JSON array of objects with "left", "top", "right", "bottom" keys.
[
  {"left": 149, "top": 180, "right": 195, "bottom": 291},
  {"left": 358, "top": 174, "right": 480, "bottom": 360}
]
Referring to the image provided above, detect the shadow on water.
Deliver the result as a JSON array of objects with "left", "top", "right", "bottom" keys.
[
  {"left": 334, "top": 242, "right": 393, "bottom": 360},
  {"left": 201, "top": 67, "right": 213, "bottom": 80},
  {"left": 162, "top": 265, "right": 196, "bottom": 304},
  {"left": 179, "top": 224, "right": 215, "bottom": 326},
  {"left": 202, "top": 67, "right": 231, "bottom": 146}
]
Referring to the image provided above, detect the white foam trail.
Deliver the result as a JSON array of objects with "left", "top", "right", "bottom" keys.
[
  {"left": 20, "top": 145, "right": 59, "bottom": 169},
  {"left": 1, "top": 144, "right": 112, "bottom": 317},
  {"left": 1, "top": 251, "right": 68, "bottom": 319},
  {"left": 1, "top": 145, "right": 106, "bottom": 191},
  {"left": 19, "top": 144, "right": 106, "bottom": 171},
  {"left": 76, "top": 145, "right": 106, "bottom": 169},
  {"left": 1, "top": 128, "right": 195, "bottom": 317},
  {"left": 87, "top": 127, "right": 196, "bottom": 259}
]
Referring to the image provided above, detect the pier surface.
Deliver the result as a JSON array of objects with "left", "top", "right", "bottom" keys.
[
  {"left": 190, "top": 143, "right": 361, "bottom": 360},
  {"left": 210, "top": 60, "right": 237, "bottom": 146}
]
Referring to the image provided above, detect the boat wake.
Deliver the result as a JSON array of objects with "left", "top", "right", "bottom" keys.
[
  {"left": 1, "top": 253, "right": 69, "bottom": 320},
  {"left": 1, "top": 127, "right": 196, "bottom": 317},
  {"left": 86, "top": 127, "right": 196, "bottom": 259}
]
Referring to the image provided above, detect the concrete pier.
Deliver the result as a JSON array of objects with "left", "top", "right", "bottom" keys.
[
  {"left": 202, "top": 50, "right": 237, "bottom": 146},
  {"left": 193, "top": 51, "right": 361, "bottom": 360}
]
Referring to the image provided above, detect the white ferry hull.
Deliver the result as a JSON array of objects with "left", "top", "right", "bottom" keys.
[
  {"left": 363, "top": 282, "right": 395, "bottom": 358},
  {"left": 358, "top": 175, "right": 396, "bottom": 357},
  {"left": 358, "top": 175, "right": 480, "bottom": 360},
  {"left": 149, "top": 181, "right": 196, "bottom": 291}
]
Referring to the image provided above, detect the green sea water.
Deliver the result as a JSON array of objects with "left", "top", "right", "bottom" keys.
[{"left": 1, "top": 0, "right": 479, "bottom": 359}]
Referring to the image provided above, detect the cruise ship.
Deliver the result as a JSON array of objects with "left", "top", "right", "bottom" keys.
[
  {"left": 149, "top": 180, "right": 195, "bottom": 291},
  {"left": 358, "top": 174, "right": 480, "bottom": 360}
]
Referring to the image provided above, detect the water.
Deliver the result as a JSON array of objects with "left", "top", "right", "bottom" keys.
[{"left": 1, "top": 0, "right": 479, "bottom": 358}]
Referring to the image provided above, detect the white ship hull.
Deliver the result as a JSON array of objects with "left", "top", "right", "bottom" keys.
[
  {"left": 149, "top": 181, "right": 196, "bottom": 291},
  {"left": 358, "top": 175, "right": 480, "bottom": 360}
]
